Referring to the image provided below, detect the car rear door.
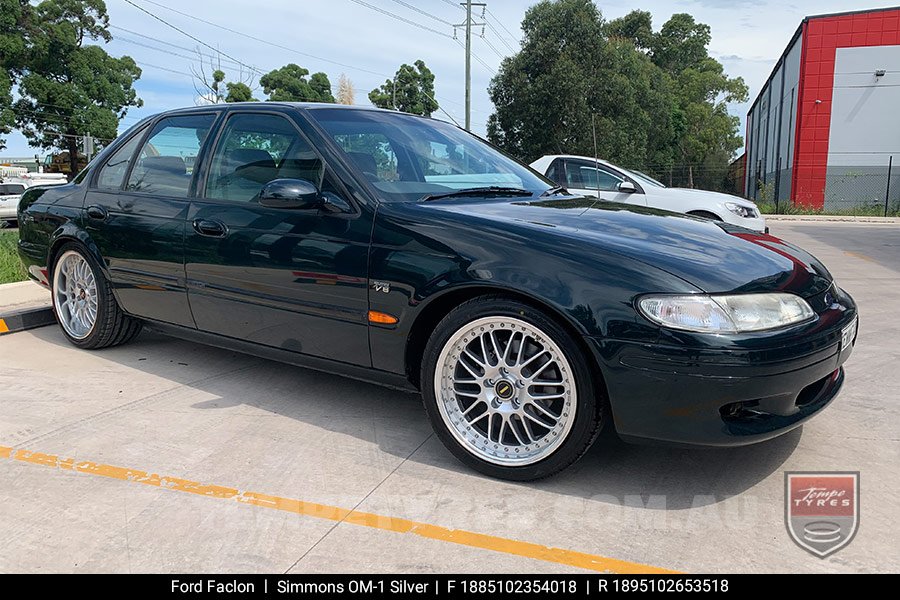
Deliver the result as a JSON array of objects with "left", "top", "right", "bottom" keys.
[
  {"left": 85, "top": 112, "right": 219, "bottom": 327},
  {"left": 562, "top": 159, "right": 647, "bottom": 207},
  {"left": 184, "top": 109, "right": 371, "bottom": 365}
]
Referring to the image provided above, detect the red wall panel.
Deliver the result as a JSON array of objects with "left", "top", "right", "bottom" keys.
[{"left": 792, "top": 8, "right": 900, "bottom": 208}]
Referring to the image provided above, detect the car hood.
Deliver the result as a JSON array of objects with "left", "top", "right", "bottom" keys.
[
  {"left": 423, "top": 196, "right": 831, "bottom": 297},
  {"left": 656, "top": 186, "right": 758, "bottom": 208}
]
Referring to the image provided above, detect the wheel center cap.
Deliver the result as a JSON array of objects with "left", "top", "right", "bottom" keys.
[{"left": 493, "top": 378, "right": 516, "bottom": 401}]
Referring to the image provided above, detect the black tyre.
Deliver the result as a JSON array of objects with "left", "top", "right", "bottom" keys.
[
  {"left": 50, "top": 242, "right": 142, "bottom": 349},
  {"left": 421, "top": 295, "right": 604, "bottom": 480}
]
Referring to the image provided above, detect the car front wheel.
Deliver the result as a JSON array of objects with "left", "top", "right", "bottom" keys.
[
  {"left": 421, "top": 296, "right": 604, "bottom": 480},
  {"left": 51, "top": 243, "right": 142, "bottom": 349}
]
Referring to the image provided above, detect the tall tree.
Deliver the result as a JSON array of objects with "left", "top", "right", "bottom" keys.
[
  {"left": 649, "top": 13, "right": 748, "bottom": 188},
  {"left": 225, "top": 82, "right": 255, "bottom": 103},
  {"left": 259, "top": 64, "right": 334, "bottom": 103},
  {"left": 487, "top": 0, "right": 675, "bottom": 167},
  {"left": 0, "top": 0, "right": 32, "bottom": 151},
  {"left": 368, "top": 60, "right": 438, "bottom": 116},
  {"left": 487, "top": 0, "right": 746, "bottom": 191},
  {"left": 14, "top": 0, "right": 142, "bottom": 175},
  {"left": 336, "top": 73, "right": 355, "bottom": 105}
]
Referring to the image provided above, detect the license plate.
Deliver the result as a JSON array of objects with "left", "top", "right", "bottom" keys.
[{"left": 841, "top": 317, "right": 858, "bottom": 350}]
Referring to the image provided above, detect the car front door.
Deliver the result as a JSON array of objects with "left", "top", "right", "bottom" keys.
[
  {"left": 184, "top": 110, "right": 371, "bottom": 365},
  {"left": 85, "top": 113, "right": 219, "bottom": 327},
  {"left": 563, "top": 159, "right": 647, "bottom": 207}
]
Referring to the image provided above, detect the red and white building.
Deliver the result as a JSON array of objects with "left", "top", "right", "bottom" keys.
[{"left": 744, "top": 6, "right": 900, "bottom": 209}]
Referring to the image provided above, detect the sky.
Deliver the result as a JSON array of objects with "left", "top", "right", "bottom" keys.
[{"left": 3, "top": 0, "right": 899, "bottom": 157}]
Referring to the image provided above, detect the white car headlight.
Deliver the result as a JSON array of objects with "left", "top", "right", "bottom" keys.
[
  {"left": 638, "top": 293, "right": 815, "bottom": 333},
  {"left": 725, "top": 201, "right": 757, "bottom": 219}
]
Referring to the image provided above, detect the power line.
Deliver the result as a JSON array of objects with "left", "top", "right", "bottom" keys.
[
  {"left": 440, "top": 0, "right": 465, "bottom": 11},
  {"left": 479, "top": 33, "right": 507, "bottom": 60},
  {"left": 484, "top": 21, "right": 517, "bottom": 53},
  {"left": 122, "top": 0, "right": 258, "bottom": 75},
  {"left": 387, "top": 0, "right": 454, "bottom": 26},
  {"left": 125, "top": 0, "right": 463, "bottom": 127},
  {"left": 347, "top": 0, "right": 452, "bottom": 38},
  {"left": 485, "top": 8, "right": 520, "bottom": 44},
  {"left": 453, "top": 37, "right": 495, "bottom": 75},
  {"left": 135, "top": 0, "right": 390, "bottom": 78}
]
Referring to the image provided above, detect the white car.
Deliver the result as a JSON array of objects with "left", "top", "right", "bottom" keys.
[
  {"left": 0, "top": 181, "right": 27, "bottom": 223},
  {"left": 530, "top": 155, "right": 767, "bottom": 233}
]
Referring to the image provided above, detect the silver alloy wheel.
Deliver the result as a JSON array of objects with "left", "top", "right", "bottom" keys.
[
  {"left": 52, "top": 250, "right": 98, "bottom": 340},
  {"left": 434, "top": 316, "right": 576, "bottom": 466}
]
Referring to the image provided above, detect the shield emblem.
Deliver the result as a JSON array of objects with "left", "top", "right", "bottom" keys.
[{"left": 785, "top": 471, "right": 859, "bottom": 558}]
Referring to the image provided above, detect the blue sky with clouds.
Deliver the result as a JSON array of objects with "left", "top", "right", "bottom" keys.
[{"left": 3, "top": 0, "right": 898, "bottom": 157}]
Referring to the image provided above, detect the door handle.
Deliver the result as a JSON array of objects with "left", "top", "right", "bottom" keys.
[
  {"left": 86, "top": 205, "right": 108, "bottom": 221},
  {"left": 192, "top": 218, "right": 228, "bottom": 238}
]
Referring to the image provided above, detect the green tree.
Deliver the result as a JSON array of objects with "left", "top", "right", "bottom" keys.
[
  {"left": 650, "top": 14, "right": 748, "bottom": 188},
  {"left": 259, "top": 64, "right": 334, "bottom": 103},
  {"left": 1, "top": 0, "right": 32, "bottom": 150},
  {"left": 13, "top": 0, "right": 142, "bottom": 175},
  {"left": 487, "top": 0, "right": 675, "bottom": 167},
  {"left": 488, "top": 1, "right": 747, "bottom": 191},
  {"left": 225, "top": 82, "right": 255, "bottom": 103},
  {"left": 368, "top": 60, "right": 438, "bottom": 116}
]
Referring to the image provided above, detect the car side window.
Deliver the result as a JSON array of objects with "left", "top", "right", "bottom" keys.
[
  {"left": 126, "top": 114, "right": 215, "bottom": 197},
  {"left": 566, "top": 161, "right": 624, "bottom": 192},
  {"left": 206, "top": 113, "right": 323, "bottom": 202},
  {"left": 96, "top": 126, "right": 148, "bottom": 190},
  {"left": 0, "top": 184, "right": 26, "bottom": 195}
]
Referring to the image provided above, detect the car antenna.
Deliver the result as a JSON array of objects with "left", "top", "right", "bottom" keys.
[{"left": 591, "top": 113, "right": 600, "bottom": 200}]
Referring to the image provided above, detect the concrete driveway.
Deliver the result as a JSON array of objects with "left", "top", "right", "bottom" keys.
[{"left": 1, "top": 221, "right": 897, "bottom": 573}]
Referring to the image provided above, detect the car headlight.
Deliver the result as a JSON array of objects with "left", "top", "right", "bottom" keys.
[
  {"left": 638, "top": 293, "right": 815, "bottom": 333},
  {"left": 725, "top": 201, "right": 757, "bottom": 219}
]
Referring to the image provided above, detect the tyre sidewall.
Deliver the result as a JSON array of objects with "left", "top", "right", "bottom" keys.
[{"left": 421, "top": 298, "right": 601, "bottom": 481}]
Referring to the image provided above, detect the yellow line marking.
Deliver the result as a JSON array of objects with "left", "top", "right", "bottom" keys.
[
  {"left": 844, "top": 250, "right": 878, "bottom": 263},
  {"left": 0, "top": 319, "right": 9, "bottom": 334},
  {"left": 0, "top": 444, "right": 676, "bottom": 574}
]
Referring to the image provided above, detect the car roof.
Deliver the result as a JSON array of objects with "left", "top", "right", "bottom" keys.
[
  {"left": 159, "top": 102, "right": 426, "bottom": 118},
  {"left": 539, "top": 154, "right": 618, "bottom": 169}
]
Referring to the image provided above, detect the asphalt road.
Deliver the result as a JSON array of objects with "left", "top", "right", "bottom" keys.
[{"left": 0, "top": 221, "right": 897, "bottom": 573}]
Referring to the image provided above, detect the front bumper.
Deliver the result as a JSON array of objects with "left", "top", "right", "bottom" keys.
[{"left": 591, "top": 307, "right": 857, "bottom": 447}]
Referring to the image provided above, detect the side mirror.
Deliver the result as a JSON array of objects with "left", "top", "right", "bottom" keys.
[
  {"left": 259, "top": 178, "right": 322, "bottom": 209},
  {"left": 617, "top": 181, "right": 637, "bottom": 193}
]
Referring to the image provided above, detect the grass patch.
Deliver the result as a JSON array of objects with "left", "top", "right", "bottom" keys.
[
  {"left": 0, "top": 229, "right": 28, "bottom": 284},
  {"left": 757, "top": 202, "right": 900, "bottom": 216}
]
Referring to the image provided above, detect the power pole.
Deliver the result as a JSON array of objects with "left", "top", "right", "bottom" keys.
[{"left": 455, "top": 1, "right": 485, "bottom": 131}]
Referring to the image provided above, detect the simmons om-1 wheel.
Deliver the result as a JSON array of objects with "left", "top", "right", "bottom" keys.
[
  {"left": 421, "top": 295, "right": 604, "bottom": 480},
  {"left": 51, "top": 243, "right": 142, "bottom": 349}
]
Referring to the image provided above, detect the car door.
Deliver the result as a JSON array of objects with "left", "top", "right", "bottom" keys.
[
  {"left": 0, "top": 183, "right": 26, "bottom": 220},
  {"left": 184, "top": 109, "right": 371, "bottom": 366},
  {"left": 562, "top": 159, "right": 647, "bottom": 207},
  {"left": 85, "top": 112, "right": 219, "bottom": 327}
]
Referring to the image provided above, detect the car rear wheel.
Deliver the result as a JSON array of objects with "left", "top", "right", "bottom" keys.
[
  {"left": 51, "top": 243, "right": 142, "bottom": 349},
  {"left": 421, "top": 295, "right": 604, "bottom": 480}
]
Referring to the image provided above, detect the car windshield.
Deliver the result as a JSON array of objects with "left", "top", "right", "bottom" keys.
[
  {"left": 308, "top": 108, "right": 551, "bottom": 202},
  {"left": 626, "top": 169, "right": 666, "bottom": 188}
]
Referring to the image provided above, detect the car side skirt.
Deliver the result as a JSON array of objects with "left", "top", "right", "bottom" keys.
[{"left": 143, "top": 320, "right": 418, "bottom": 393}]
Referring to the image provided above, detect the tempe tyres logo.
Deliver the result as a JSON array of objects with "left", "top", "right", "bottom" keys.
[{"left": 785, "top": 472, "right": 859, "bottom": 558}]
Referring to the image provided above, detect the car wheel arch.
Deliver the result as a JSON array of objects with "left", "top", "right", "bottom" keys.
[
  {"left": 47, "top": 228, "right": 105, "bottom": 279},
  {"left": 403, "top": 284, "right": 610, "bottom": 405},
  {"left": 686, "top": 210, "right": 723, "bottom": 221}
]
